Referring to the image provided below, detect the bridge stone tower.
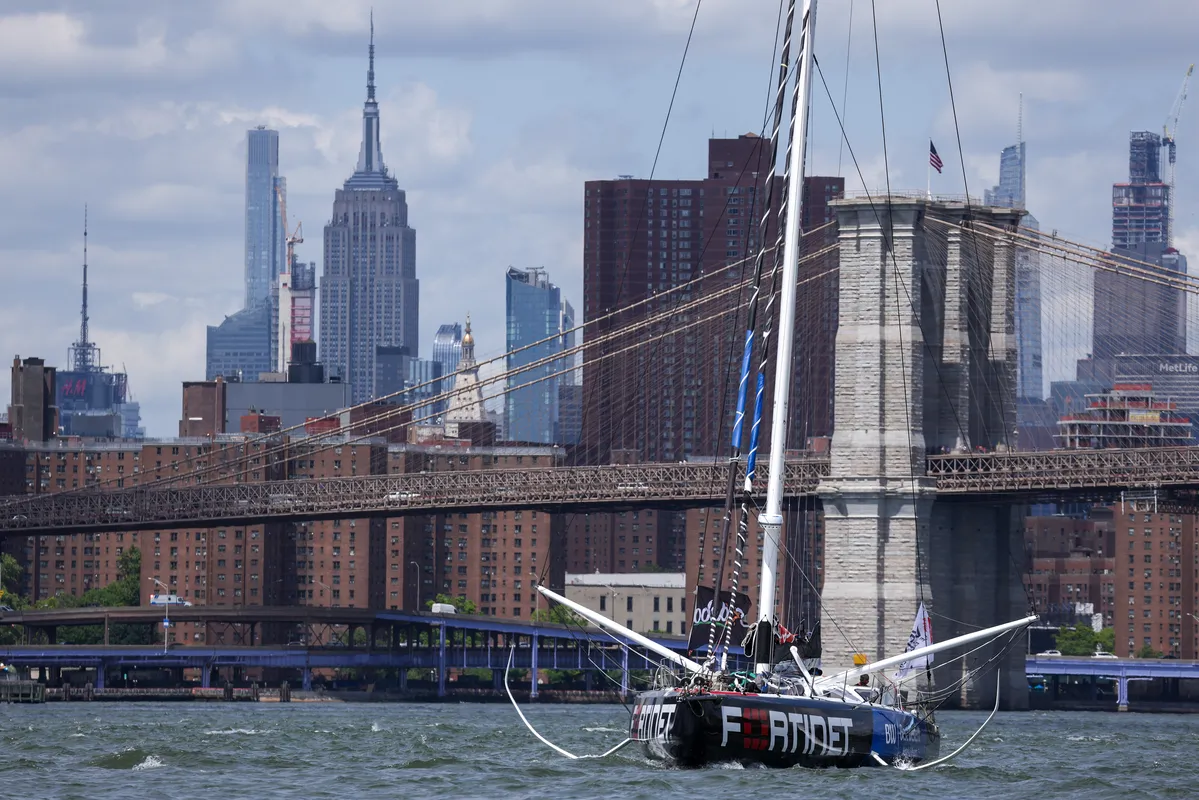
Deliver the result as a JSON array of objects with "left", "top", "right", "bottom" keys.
[{"left": 816, "top": 197, "right": 1028, "bottom": 708}]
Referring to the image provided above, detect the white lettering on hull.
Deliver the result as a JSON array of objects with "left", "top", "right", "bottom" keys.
[
  {"left": 632, "top": 700, "right": 677, "bottom": 742},
  {"left": 721, "top": 705, "right": 853, "bottom": 756}
]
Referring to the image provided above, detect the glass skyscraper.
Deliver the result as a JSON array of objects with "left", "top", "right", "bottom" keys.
[
  {"left": 205, "top": 304, "right": 273, "bottom": 381},
  {"left": 505, "top": 267, "right": 572, "bottom": 444},
  {"left": 986, "top": 140, "right": 1043, "bottom": 400},
  {"left": 205, "top": 127, "right": 285, "bottom": 382},
  {"left": 245, "top": 127, "right": 286, "bottom": 309},
  {"left": 432, "top": 323, "right": 463, "bottom": 413},
  {"left": 984, "top": 142, "right": 1025, "bottom": 209}
]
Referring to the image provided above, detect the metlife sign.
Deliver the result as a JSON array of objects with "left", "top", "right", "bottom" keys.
[{"left": 1156, "top": 360, "right": 1199, "bottom": 375}]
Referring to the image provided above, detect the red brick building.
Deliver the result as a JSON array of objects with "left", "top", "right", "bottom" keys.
[{"left": 1111, "top": 504, "right": 1197, "bottom": 658}]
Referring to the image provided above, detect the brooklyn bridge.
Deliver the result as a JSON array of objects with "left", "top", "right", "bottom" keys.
[{"left": 4, "top": 196, "right": 1198, "bottom": 706}]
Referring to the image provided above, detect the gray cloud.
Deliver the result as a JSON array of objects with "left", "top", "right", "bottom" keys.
[{"left": 0, "top": 0, "right": 1196, "bottom": 434}]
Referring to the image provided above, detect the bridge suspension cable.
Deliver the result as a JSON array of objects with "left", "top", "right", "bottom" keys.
[{"left": 16, "top": 238, "right": 835, "bottom": 499}]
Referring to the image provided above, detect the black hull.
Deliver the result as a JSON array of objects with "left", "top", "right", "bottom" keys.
[{"left": 630, "top": 689, "right": 940, "bottom": 769}]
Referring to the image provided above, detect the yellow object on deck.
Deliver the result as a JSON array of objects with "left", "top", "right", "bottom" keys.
[{"left": 852, "top": 653, "right": 868, "bottom": 666}]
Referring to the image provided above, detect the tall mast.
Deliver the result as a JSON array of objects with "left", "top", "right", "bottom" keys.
[
  {"left": 81, "top": 203, "right": 89, "bottom": 361},
  {"left": 755, "top": 0, "right": 817, "bottom": 673},
  {"left": 70, "top": 204, "right": 99, "bottom": 373}
]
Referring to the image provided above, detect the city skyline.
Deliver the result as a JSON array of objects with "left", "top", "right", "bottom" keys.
[{"left": 0, "top": 2, "right": 1195, "bottom": 435}]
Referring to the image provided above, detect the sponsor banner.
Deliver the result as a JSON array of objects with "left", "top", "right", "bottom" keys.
[
  {"left": 895, "top": 602, "right": 933, "bottom": 680},
  {"left": 686, "top": 586, "right": 752, "bottom": 652}
]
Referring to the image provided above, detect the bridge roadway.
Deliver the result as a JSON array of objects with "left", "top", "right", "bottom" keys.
[
  {"left": 1, "top": 607, "right": 742, "bottom": 695},
  {"left": 0, "top": 605, "right": 703, "bottom": 655},
  {"left": 1026, "top": 654, "right": 1199, "bottom": 711},
  {"left": 3, "top": 446, "right": 1199, "bottom": 537}
]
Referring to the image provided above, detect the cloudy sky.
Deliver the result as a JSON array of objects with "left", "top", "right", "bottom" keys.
[{"left": 0, "top": 0, "right": 1195, "bottom": 436}]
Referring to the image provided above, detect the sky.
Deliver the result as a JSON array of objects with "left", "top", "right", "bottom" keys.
[{"left": 0, "top": 0, "right": 1196, "bottom": 436}]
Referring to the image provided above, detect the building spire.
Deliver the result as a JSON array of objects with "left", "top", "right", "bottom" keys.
[
  {"left": 1017, "top": 91, "right": 1023, "bottom": 145},
  {"left": 349, "top": 10, "right": 394, "bottom": 186},
  {"left": 461, "top": 314, "right": 475, "bottom": 365},
  {"left": 367, "top": 8, "right": 376, "bottom": 102}
]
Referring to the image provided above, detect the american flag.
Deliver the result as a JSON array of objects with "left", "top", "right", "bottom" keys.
[{"left": 929, "top": 140, "right": 943, "bottom": 173}]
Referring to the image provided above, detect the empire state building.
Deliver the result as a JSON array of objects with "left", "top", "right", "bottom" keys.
[{"left": 320, "top": 19, "right": 419, "bottom": 402}]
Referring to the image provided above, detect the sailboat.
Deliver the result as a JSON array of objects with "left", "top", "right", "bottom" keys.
[{"left": 527, "top": 0, "right": 1036, "bottom": 769}]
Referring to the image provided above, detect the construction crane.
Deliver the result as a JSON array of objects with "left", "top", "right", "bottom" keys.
[
  {"left": 1163, "top": 63, "right": 1193, "bottom": 248},
  {"left": 275, "top": 184, "right": 303, "bottom": 272}
]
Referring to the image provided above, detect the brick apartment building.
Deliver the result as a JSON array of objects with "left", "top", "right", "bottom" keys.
[
  {"left": 1023, "top": 512, "right": 1116, "bottom": 629},
  {"left": 1111, "top": 504, "right": 1197, "bottom": 659},
  {"left": 1, "top": 431, "right": 569, "bottom": 639}
]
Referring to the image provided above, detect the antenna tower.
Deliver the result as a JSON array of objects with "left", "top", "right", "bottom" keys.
[{"left": 68, "top": 205, "right": 100, "bottom": 373}]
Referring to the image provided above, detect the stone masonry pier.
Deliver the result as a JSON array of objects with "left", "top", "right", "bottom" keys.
[{"left": 817, "top": 197, "right": 1028, "bottom": 708}]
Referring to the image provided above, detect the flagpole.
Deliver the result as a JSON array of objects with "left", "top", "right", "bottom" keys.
[{"left": 927, "top": 145, "right": 931, "bottom": 199}]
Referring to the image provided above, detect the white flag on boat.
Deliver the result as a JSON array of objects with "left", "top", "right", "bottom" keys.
[{"left": 895, "top": 602, "right": 933, "bottom": 679}]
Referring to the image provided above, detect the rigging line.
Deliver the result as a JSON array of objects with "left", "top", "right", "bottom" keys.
[
  {"left": 708, "top": 0, "right": 797, "bottom": 664},
  {"left": 30, "top": 262, "right": 840, "bottom": 511},
  {"left": 934, "top": 0, "right": 1016, "bottom": 452},
  {"left": 869, "top": 0, "right": 928, "bottom": 606},
  {"left": 631, "top": 0, "right": 788, "bottom": 516},
  {"left": 88, "top": 245, "right": 795, "bottom": 495},
  {"left": 944, "top": 218, "right": 1199, "bottom": 293},
  {"left": 779, "top": 519, "right": 864, "bottom": 657},
  {"left": 812, "top": 57, "right": 973, "bottom": 449},
  {"left": 883, "top": 674, "right": 1001, "bottom": 770},
  {"left": 210, "top": 281, "right": 783, "bottom": 463},
  {"left": 583, "top": 0, "right": 704, "bottom": 468},
  {"left": 836, "top": 0, "right": 854, "bottom": 174},
  {"left": 535, "top": 601, "right": 637, "bottom": 710},
  {"left": 71, "top": 210, "right": 801, "bottom": 495},
  {"left": 720, "top": 0, "right": 823, "bottom": 664},
  {"left": 503, "top": 648, "right": 631, "bottom": 760}
]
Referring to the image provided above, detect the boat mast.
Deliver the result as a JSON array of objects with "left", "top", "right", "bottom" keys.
[{"left": 755, "top": 0, "right": 817, "bottom": 674}]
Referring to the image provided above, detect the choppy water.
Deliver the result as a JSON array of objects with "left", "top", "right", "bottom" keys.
[{"left": 1, "top": 702, "right": 1196, "bottom": 799}]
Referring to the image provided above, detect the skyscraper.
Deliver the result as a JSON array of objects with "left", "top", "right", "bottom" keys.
[
  {"left": 984, "top": 142, "right": 1025, "bottom": 209},
  {"left": 582, "top": 134, "right": 831, "bottom": 463},
  {"left": 1084, "top": 131, "right": 1186, "bottom": 385},
  {"left": 205, "top": 304, "right": 273, "bottom": 381},
  {"left": 205, "top": 127, "right": 286, "bottom": 382},
  {"left": 504, "top": 267, "right": 573, "bottom": 444},
  {"left": 245, "top": 127, "right": 286, "bottom": 309},
  {"left": 320, "top": 20, "right": 419, "bottom": 403},
  {"left": 57, "top": 209, "right": 140, "bottom": 437},
  {"left": 984, "top": 134, "right": 1043, "bottom": 401},
  {"left": 1113, "top": 131, "right": 1170, "bottom": 249},
  {"left": 432, "top": 323, "right": 463, "bottom": 412}
]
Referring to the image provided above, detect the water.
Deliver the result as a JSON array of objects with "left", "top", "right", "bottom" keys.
[{"left": 1, "top": 703, "right": 1196, "bottom": 799}]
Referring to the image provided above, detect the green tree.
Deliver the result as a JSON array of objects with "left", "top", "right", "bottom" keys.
[
  {"left": 0, "top": 552, "right": 22, "bottom": 601},
  {"left": 46, "top": 548, "right": 150, "bottom": 645},
  {"left": 1136, "top": 643, "right": 1163, "bottom": 659},
  {"left": 530, "top": 604, "right": 582, "bottom": 626},
  {"left": 1055, "top": 625, "right": 1115, "bottom": 656}
]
